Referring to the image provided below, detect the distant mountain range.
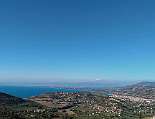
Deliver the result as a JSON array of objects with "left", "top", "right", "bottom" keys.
[
  {"left": 113, "top": 82, "right": 155, "bottom": 99},
  {"left": 38, "top": 79, "right": 137, "bottom": 88},
  {"left": 128, "top": 81, "right": 155, "bottom": 88}
]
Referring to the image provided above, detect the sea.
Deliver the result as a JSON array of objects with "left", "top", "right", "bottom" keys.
[{"left": 0, "top": 86, "right": 79, "bottom": 98}]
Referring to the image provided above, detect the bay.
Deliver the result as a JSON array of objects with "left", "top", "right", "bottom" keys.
[{"left": 0, "top": 86, "right": 79, "bottom": 98}]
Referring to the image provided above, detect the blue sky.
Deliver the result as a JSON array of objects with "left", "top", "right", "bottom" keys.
[{"left": 0, "top": 0, "right": 155, "bottom": 83}]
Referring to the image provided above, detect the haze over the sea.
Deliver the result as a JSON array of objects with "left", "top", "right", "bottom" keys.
[{"left": 0, "top": 0, "right": 155, "bottom": 85}]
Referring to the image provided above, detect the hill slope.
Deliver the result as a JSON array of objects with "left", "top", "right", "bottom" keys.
[
  {"left": 0, "top": 92, "right": 25, "bottom": 105},
  {"left": 114, "top": 82, "right": 155, "bottom": 99}
]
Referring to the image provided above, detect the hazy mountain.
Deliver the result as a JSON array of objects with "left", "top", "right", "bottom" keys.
[
  {"left": 38, "top": 79, "right": 136, "bottom": 89},
  {"left": 114, "top": 82, "right": 155, "bottom": 99}
]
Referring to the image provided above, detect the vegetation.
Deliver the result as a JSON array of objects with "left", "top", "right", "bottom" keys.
[{"left": 0, "top": 82, "right": 154, "bottom": 119}]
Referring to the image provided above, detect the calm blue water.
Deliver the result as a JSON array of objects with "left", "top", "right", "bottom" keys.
[{"left": 0, "top": 86, "right": 79, "bottom": 98}]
